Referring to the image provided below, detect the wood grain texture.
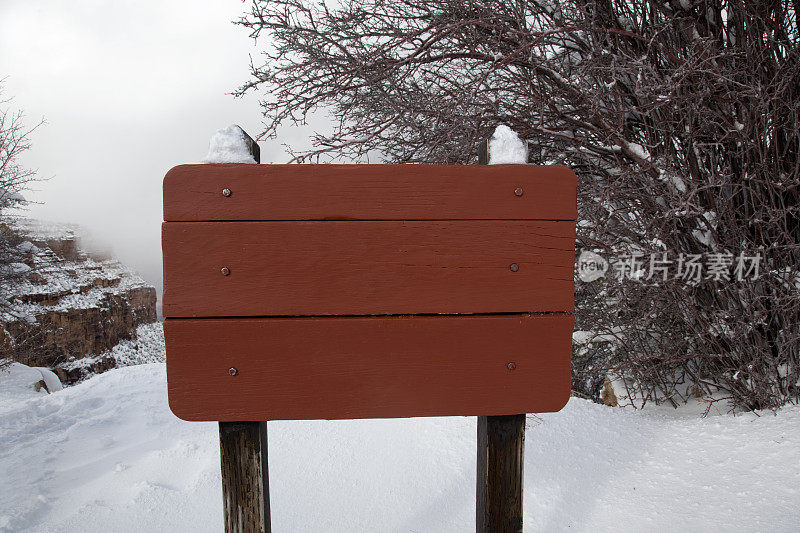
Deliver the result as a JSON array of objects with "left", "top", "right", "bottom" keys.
[
  {"left": 165, "top": 314, "right": 573, "bottom": 421},
  {"left": 219, "top": 421, "right": 271, "bottom": 533},
  {"left": 162, "top": 164, "right": 577, "bottom": 221},
  {"left": 476, "top": 414, "right": 525, "bottom": 533},
  {"left": 161, "top": 220, "right": 575, "bottom": 317}
]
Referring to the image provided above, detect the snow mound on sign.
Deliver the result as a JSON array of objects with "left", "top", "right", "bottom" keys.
[
  {"left": 1, "top": 364, "right": 799, "bottom": 532},
  {"left": 202, "top": 125, "right": 257, "bottom": 164},
  {"left": 488, "top": 124, "right": 528, "bottom": 164}
]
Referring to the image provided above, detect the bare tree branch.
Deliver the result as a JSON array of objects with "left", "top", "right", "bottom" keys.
[{"left": 236, "top": 0, "right": 800, "bottom": 410}]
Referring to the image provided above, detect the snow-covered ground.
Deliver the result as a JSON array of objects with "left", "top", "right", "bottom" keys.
[{"left": 1, "top": 363, "right": 798, "bottom": 532}]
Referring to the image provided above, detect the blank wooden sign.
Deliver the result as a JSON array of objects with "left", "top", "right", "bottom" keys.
[{"left": 162, "top": 164, "right": 577, "bottom": 421}]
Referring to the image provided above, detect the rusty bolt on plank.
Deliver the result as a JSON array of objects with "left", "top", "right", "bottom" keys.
[
  {"left": 509, "top": 263, "right": 519, "bottom": 272},
  {"left": 228, "top": 367, "right": 238, "bottom": 376},
  {"left": 221, "top": 267, "right": 231, "bottom": 276},
  {"left": 507, "top": 362, "right": 517, "bottom": 371},
  {"left": 222, "top": 188, "right": 232, "bottom": 197},
  {"left": 514, "top": 187, "right": 524, "bottom": 197}
]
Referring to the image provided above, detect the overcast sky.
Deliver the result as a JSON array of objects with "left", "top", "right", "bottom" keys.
[{"left": 0, "top": 0, "right": 314, "bottom": 303}]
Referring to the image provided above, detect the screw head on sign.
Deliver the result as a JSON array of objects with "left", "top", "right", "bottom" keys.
[
  {"left": 509, "top": 263, "right": 519, "bottom": 272},
  {"left": 507, "top": 362, "right": 517, "bottom": 371},
  {"left": 514, "top": 187, "right": 524, "bottom": 197},
  {"left": 228, "top": 367, "right": 238, "bottom": 376},
  {"left": 222, "top": 188, "right": 232, "bottom": 197},
  {"left": 221, "top": 267, "right": 230, "bottom": 276}
]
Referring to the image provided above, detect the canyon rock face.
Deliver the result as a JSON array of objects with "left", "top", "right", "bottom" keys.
[{"left": 1, "top": 219, "right": 158, "bottom": 383}]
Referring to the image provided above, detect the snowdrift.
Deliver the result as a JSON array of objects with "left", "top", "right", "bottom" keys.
[{"left": 1, "top": 364, "right": 798, "bottom": 532}]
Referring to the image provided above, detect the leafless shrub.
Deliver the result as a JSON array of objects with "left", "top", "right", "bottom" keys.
[
  {"left": 236, "top": 0, "right": 800, "bottom": 410},
  {"left": 1, "top": 81, "right": 42, "bottom": 370}
]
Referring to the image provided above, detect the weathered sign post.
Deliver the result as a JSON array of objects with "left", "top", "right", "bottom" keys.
[
  {"left": 475, "top": 137, "right": 526, "bottom": 533},
  {"left": 162, "top": 143, "right": 576, "bottom": 531}
]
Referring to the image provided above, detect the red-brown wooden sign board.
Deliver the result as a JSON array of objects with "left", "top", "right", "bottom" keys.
[{"left": 162, "top": 164, "right": 577, "bottom": 422}]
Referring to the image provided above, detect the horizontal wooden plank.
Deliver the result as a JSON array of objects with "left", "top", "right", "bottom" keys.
[
  {"left": 165, "top": 314, "right": 573, "bottom": 421},
  {"left": 163, "top": 164, "right": 577, "bottom": 221},
  {"left": 162, "top": 221, "right": 575, "bottom": 317}
]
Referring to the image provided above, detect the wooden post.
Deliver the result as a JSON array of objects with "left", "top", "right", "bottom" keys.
[
  {"left": 218, "top": 126, "right": 270, "bottom": 533},
  {"left": 219, "top": 422, "right": 271, "bottom": 533},
  {"left": 476, "top": 136, "right": 526, "bottom": 533},
  {"left": 476, "top": 414, "right": 526, "bottom": 532}
]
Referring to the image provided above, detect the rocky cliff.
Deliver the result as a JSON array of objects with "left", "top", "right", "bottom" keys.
[{"left": 0, "top": 218, "right": 159, "bottom": 383}]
